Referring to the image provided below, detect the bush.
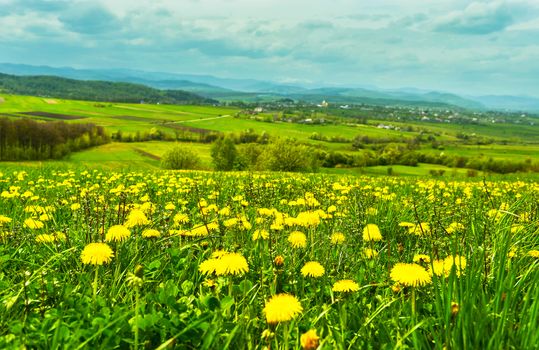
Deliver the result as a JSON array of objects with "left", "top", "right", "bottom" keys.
[
  {"left": 211, "top": 136, "right": 237, "bottom": 171},
  {"left": 161, "top": 145, "right": 201, "bottom": 170}
]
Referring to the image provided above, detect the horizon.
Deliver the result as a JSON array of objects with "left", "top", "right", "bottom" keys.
[{"left": 1, "top": 1, "right": 538, "bottom": 97}]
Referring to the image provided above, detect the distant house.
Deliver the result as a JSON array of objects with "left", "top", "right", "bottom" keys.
[
  {"left": 317, "top": 100, "right": 329, "bottom": 108},
  {"left": 254, "top": 107, "right": 263, "bottom": 113}
]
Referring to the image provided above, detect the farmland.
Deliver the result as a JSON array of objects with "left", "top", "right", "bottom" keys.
[{"left": 1, "top": 94, "right": 539, "bottom": 176}]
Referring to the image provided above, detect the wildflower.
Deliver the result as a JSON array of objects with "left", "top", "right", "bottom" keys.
[
  {"left": 330, "top": 232, "right": 345, "bottom": 244},
  {"left": 35, "top": 234, "right": 55, "bottom": 243},
  {"left": 446, "top": 222, "right": 464, "bottom": 234},
  {"left": 263, "top": 294, "right": 303, "bottom": 324},
  {"left": 300, "top": 329, "right": 320, "bottom": 350},
  {"left": 364, "top": 248, "right": 378, "bottom": 258},
  {"left": 443, "top": 255, "right": 467, "bottom": 276},
  {"left": 0, "top": 215, "right": 12, "bottom": 225},
  {"left": 390, "top": 263, "right": 431, "bottom": 287},
  {"left": 81, "top": 243, "right": 114, "bottom": 265},
  {"left": 362, "top": 224, "right": 382, "bottom": 242},
  {"left": 70, "top": 203, "right": 81, "bottom": 211},
  {"left": 199, "top": 258, "right": 219, "bottom": 275},
  {"left": 203, "top": 279, "right": 217, "bottom": 289},
  {"left": 105, "top": 225, "right": 131, "bottom": 242},
  {"left": 173, "top": 213, "right": 190, "bottom": 225},
  {"left": 164, "top": 203, "right": 176, "bottom": 210},
  {"left": 274, "top": 255, "right": 285, "bottom": 267},
  {"left": 408, "top": 223, "right": 431, "bottom": 236},
  {"left": 125, "top": 209, "right": 150, "bottom": 228},
  {"left": 288, "top": 231, "right": 307, "bottom": 248},
  {"left": 399, "top": 221, "right": 415, "bottom": 228},
  {"left": 413, "top": 254, "right": 431, "bottom": 264},
  {"left": 199, "top": 252, "right": 249, "bottom": 276},
  {"left": 252, "top": 229, "right": 269, "bottom": 241},
  {"left": 24, "top": 218, "right": 44, "bottom": 229},
  {"left": 142, "top": 229, "right": 160, "bottom": 238},
  {"left": 215, "top": 252, "right": 249, "bottom": 276},
  {"left": 301, "top": 261, "right": 325, "bottom": 277},
  {"left": 332, "top": 279, "right": 360, "bottom": 292},
  {"left": 528, "top": 250, "right": 539, "bottom": 258},
  {"left": 451, "top": 302, "right": 460, "bottom": 316}
]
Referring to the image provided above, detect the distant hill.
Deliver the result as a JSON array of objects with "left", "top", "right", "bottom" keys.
[
  {"left": 0, "top": 72, "right": 217, "bottom": 105},
  {"left": 2, "top": 63, "right": 539, "bottom": 112}
]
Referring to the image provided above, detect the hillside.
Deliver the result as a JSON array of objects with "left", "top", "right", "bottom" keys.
[{"left": 0, "top": 73, "right": 217, "bottom": 105}]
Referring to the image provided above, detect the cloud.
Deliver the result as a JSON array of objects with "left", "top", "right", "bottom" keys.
[
  {"left": 432, "top": 1, "right": 521, "bottom": 35},
  {"left": 59, "top": 4, "right": 120, "bottom": 34}
]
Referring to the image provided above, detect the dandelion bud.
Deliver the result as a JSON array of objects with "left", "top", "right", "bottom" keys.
[
  {"left": 274, "top": 255, "right": 284, "bottom": 267},
  {"left": 300, "top": 329, "right": 320, "bottom": 350},
  {"left": 451, "top": 301, "right": 459, "bottom": 316}
]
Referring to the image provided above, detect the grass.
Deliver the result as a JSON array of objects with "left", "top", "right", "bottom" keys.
[{"left": 0, "top": 169, "right": 537, "bottom": 348}]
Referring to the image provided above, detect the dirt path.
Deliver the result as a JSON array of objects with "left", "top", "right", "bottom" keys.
[{"left": 166, "top": 115, "right": 231, "bottom": 124}]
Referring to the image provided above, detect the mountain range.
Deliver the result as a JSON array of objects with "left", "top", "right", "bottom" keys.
[{"left": 1, "top": 63, "right": 538, "bottom": 112}]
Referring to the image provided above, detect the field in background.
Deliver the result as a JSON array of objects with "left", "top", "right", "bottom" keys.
[{"left": 1, "top": 94, "right": 539, "bottom": 176}]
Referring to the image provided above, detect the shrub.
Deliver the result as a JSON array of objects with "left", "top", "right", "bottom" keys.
[{"left": 161, "top": 145, "right": 201, "bottom": 170}]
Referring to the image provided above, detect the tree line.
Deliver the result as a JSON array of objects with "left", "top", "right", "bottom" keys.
[{"left": 0, "top": 118, "right": 109, "bottom": 160}]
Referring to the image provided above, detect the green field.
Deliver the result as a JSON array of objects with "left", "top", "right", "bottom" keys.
[{"left": 2, "top": 94, "right": 539, "bottom": 175}]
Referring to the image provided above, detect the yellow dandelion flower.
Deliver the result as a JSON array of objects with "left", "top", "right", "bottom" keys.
[
  {"left": 199, "top": 252, "right": 249, "bottom": 276},
  {"left": 408, "top": 223, "right": 431, "bottom": 236},
  {"left": 390, "top": 263, "right": 431, "bottom": 287},
  {"left": 330, "top": 232, "right": 345, "bottom": 244},
  {"left": 81, "top": 243, "right": 114, "bottom": 265},
  {"left": 443, "top": 255, "right": 467, "bottom": 276},
  {"left": 288, "top": 231, "right": 307, "bottom": 248},
  {"left": 363, "top": 248, "right": 378, "bottom": 259},
  {"left": 301, "top": 261, "right": 325, "bottom": 277},
  {"left": 413, "top": 254, "right": 431, "bottom": 264},
  {"left": 125, "top": 209, "right": 150, "bottom": 228},
  {"left": 142, "top": 229, "right": 160, "bottom": 238},
  {"left": 263, "top": 294, "right": 303, "bottom": 324},
  {"left": 105, "top": 225, "right": 131, "bottom": 242},
  {"left": 528, "top": 250, "right": 539, "bottom": 258},
  {"left": 363, "top": 224, "right": 382, "bottom": 242},
  {"left": 173, "top": 213, "right": 190, "bottom": 225},
  {"left": 164, "top": 203, "right": 176, "bottom": 210},
  {"left": 199, "top": 258, "right": 219, "bottom": 275},
  {"left": 0, "top": 215, "right": 12, "bottom": 225},
  {"left": 274, "top": 255, "right": 285, "bottom": 266},
  {"left": 36, "top": 234, "right": 55, "bottom": 243},
  {"left": 70, "top": 203, "right": 81, "bottom": 211},
  {"left": 300, "top": 329, "right": 320, "bottom": 350},
  {"left": 252, "top": 229, "right": 269, "bottom": 241},
  {"left": 446, "top": 222, "right": 464, "bottom": 234},
  {"left": 215, "top": 252, "right": 249, "bottom": 276},
  {"left": 332, "top": 279, "right": 360, "bottom": 292},
  {"left": 24, "top": 218, "right": 44, "bottom": 229},
  {"left": 399, "top": 221, "right": 415, "bottom": 227}
]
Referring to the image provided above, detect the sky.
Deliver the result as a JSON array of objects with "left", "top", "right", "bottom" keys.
[{"left": 1, "top": 0, "right": 539, "bottom": 97}]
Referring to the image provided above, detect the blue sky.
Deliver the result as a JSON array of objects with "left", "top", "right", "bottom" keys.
[{"left": 1, "top": 0, "right": 538, "bottom": 96}]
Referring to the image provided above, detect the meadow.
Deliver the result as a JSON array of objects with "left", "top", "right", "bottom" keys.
[
  {"left": 0, "top": 169, "right": 538, "bottom": 349},
  {"left": 2, "top": 94, "right": 539, "bottom": 177}
]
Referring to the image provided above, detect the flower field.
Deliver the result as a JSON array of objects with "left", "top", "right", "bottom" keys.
[{"left": 0, "top": 169, "right": 538, "bottom": 349}]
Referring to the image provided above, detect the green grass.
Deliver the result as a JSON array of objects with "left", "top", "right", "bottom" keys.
[{"left": 0, "top": 169, "right": 538, "bottom": 348}]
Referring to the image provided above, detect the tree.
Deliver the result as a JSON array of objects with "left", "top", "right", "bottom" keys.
[
  {"left": 211, "top": 136, "right": 237, "bottom": 171},
  {"left": 161, "top": 145, "right": 201, "bottom": 170}
]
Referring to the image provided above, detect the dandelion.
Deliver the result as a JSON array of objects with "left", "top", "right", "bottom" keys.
[
  {"left": 301, "top": 261, "right": 325, "bottom": 277},
  {"left": 390, "top": 263, "right": 431, "bottom": 287},
  {"left": 364, "top": 248, "right": 378, "bottom": 259},
  {"left": 215, "top": 252, "right": 249, "bottom": 276},
  {"left": 263, "top": 294, "right": 303, "bottom": 324},
  {"left": 413, "top": 254, "right": 431, "bottom": 264},
  {"left": 199, "top": 258, "right": 219, "bottom": 275},
  {"left": 70, "top": 203, "right": 81, "bottom": 211},
  {"left": 199, "top": 252, "right": 249, "bottom": 276},
  {"left": 252, "top": 229, "right": 269, "bottom": 241},
  {"left": 408, "top": 223, "right": 431, "bottom": 236},
  {"left": 35, "top": 234, "right": 55, "bottom": 243},
  {"left": 527, "top": 250, "right": 539, "bottom": 258},
  {"left": 106, "top": 225, "right": 131, "bottom": 242},
  {"left": 332, "top": 279, "right": 360, "bottom": 292},
  {"left": 288, "top": 231, "right": 307, "bottom": 248},
  {"left": 0, "top": 215, "right": 12, "bottom": 225},
  {"left": 81, "top": 243, "right": 114, "bottom": 265},
  {"left": 125, "top": 209, "right": 150, "bottom": 228},
  {"left": 446, "top": 222, "right": 464, "bottom": 234},
  {"left": 142, "top": 229, "right": 160, "bottom": 238},
  {"left": 362, "top": 224, "right": 382, "bottom": 242},
  {"left": 300, "top": 329, "right": 320, "bottom": 350},
  {"left": 443, "top": 255, "right": 467, "bottom": 276},
  {"left": 274, "top": 255, "right": 285, "bottom": 267},
  {"left": 173, "top": 213, "right": 189, "bottom": 225},
  {"left": 330, "top": 232, "right": 345, "bottom": 244},
  {"left": 24, "top": 218, "right": 44, "bottom": 229}
]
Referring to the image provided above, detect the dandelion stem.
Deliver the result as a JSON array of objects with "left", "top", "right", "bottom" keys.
[{"left": 92, "top": 265, "right": 99, "bottom": 303}]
